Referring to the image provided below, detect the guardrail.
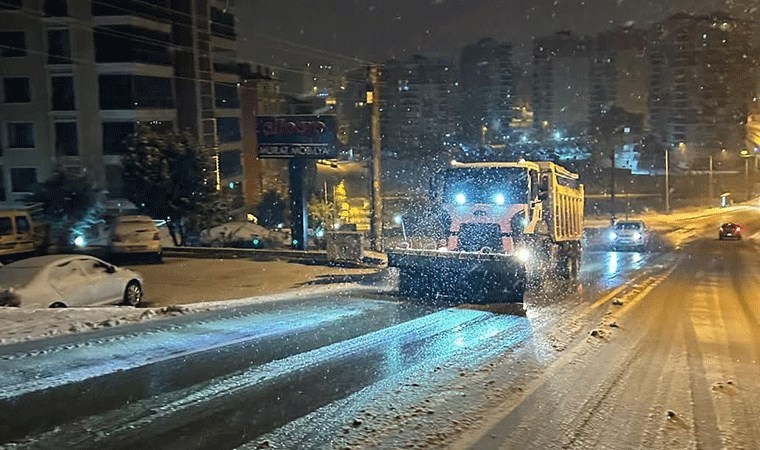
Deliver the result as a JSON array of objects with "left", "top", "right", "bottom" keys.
[{"left": 162, "top": 246, "right": 329, "bottom": 263}]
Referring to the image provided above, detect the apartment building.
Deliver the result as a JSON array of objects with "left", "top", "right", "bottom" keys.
[
  {"left": 459, "top": 38, "right": 513, "bottom": 145},
  {"left": 648, "top": 12, "right": 755, "bottom": 155},
  {"left": 0, "top": 0, "right": 244, "bottom": 201}
]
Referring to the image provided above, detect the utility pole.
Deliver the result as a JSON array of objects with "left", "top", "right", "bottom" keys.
[
  {"left": 708, "top": 155, "right": 714, "bottom": 205},
  {"left": 745, "top": 156, "right": 750, "bottom": 201},
  {"left": 665, "top": 148, "right": 670, "bottom": 214},
  {"left": 610, "top": 144, "right": 616, "bottom": 226},
  {"left": 369, "top": 65, "right": 383, "bottom": 251}
]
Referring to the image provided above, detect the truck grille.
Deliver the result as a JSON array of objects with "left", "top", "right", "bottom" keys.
[{"left": 457, "top": 223, "right": 503, "bottom": 252}]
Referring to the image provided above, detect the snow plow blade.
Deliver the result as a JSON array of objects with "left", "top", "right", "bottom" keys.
[{"left": 387, "top": 249, "right": 527, "bottom": 304}]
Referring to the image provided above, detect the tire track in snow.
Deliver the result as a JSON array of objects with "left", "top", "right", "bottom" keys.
[{"left": 19, "top": 309, "right": 531, "bottom": 450}]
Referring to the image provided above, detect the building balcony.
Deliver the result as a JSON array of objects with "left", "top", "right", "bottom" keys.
[
  {"left": 213, "top": 60, "right": 240, "bottom": 75},
  {"left": 96, "top": 62, "right": 173, "bottom": 77},
  {"left": 93, "top": 15, "right": 171, "bottom": 33},
  {"left": 210, "top": 35, "right": 237, "bottom": 51},
  {"left": 100, "top": 108, "right": 176, "bottom": 122}
]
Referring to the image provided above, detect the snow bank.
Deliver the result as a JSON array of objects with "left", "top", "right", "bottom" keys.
[
  {"left": 0, "top": 304, "right": 203, "bottom": 346},
  {"left": 0, "top": 276, "right": 390, "bottom": 347}
]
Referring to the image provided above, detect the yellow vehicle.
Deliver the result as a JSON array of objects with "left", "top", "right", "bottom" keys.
[
  {"left": 388, "top": 160, "right": 584, "bottom": 303},
  {"left": 0, "top": 204, "right": 49, "bottom": 261}
]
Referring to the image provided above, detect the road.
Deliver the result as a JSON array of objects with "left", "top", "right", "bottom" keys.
[
  {"left": 454, "top": 214, "right": 760, "bottom": 450},
  {"left": 1, "top": 208, "right": 759, "bottom": 449}
]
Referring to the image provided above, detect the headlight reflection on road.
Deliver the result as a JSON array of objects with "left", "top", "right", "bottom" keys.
[
  {"left": 608, "top": 252, "right": 618, "bottom": 274},
  {"left": 379, "top": 309, "right": 532, "bottom": 378}
]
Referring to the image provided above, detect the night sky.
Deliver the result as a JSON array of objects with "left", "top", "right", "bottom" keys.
[{"left": 237, "top": 0, "right": 758, "bottom": 70}]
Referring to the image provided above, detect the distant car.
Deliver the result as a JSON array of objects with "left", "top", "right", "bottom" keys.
[
  {"left": 718, "top": 223, "right": 743, "bottom": 240},
  {"left": 109, "top": 215, "right": 162, "bottom": 261},
  {"left": 609, "top": 220, "right": 649, "bottom": 252},
  {"left": 0, "top": 255, "right": 144, "bottom": 308}
]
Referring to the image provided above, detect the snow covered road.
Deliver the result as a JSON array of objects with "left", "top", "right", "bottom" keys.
[
  {"left": 455, "top": 234, "right": 760, "bottom": 449},
  {"left": 0, "top": 247, "right": 661, "bottom": 448}
]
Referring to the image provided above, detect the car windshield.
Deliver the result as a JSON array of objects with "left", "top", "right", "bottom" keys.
[
  {"left": 443, "top": 167, "right": 528, "bottom": 204},
  {"left": 115, "top": 220, "right": 155, "bottom": 231},
  {"left": 615, "top": 223, "right": 642, "bottom": 230}
]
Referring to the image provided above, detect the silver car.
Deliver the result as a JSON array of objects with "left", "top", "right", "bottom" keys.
[
  {"left": 609, "top": 220, "right": 649, "bottom": 252},
  {"left": 0, "top": 255, "right": 144, "bottom": 308}
]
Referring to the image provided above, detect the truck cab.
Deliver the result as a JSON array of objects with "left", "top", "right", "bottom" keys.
[{"left": 440, "top": 161, "right": 541, "bottom": 255}]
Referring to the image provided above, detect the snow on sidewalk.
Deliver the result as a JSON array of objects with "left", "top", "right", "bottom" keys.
[{"left": 0, "top": 266, "right": 388, "bottom": 347}]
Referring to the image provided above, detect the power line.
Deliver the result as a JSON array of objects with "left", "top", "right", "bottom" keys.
[{"left": 249, "top": 32, "right": 378, "bottom": 66}]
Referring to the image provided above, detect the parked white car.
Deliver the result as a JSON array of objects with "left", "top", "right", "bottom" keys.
[
  {"left": 0, "top": 255, "right": 144, "bottom": 308},
  {"left": 109, "top": 215, "right": 162, "bottom": 261}
]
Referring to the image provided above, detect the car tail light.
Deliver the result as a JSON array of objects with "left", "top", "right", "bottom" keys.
[
  {"left": 736, "top": 227, "right": 741, "bottom": 232},
  {"left": 153, "top": 232, "right": 160, "bottom": 241}
]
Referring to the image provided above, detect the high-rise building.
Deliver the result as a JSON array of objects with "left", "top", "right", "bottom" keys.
[
  {"left": 648, "top": 13, "right": 756, "bottom": 155},
  {"left": 380, "top": 55, "right": 456, "bottom": 155},
  {"left": 337, "top": 66, "right": 371, "bottom": 158},
  {"left": 0, "top": 0, "right": 244, "bottom": 201},
  {"left": 532, "top": 31, "right": 592, "bottom": 136},
  {"left": 589, "top": 27, "right": 649, "bottom": 120},
  {"left": 459, "top": 39, "right": 513, "bottom": 145},
  {"left": 240, "top": 65, "right": 286, "bottom": 205}
]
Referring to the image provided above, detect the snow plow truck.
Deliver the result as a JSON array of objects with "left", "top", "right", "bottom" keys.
[{"left": 387, "top": 160, "right": 584, "bottom": 303}]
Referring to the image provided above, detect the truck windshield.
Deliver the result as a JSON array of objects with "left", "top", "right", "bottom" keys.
[{"left": 443, "top": 167, "right": 528, "bottom": 205}]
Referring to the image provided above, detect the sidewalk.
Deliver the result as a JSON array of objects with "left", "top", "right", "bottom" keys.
[{"left": 0, "top": 258, "right": 380, "bottom": 346}]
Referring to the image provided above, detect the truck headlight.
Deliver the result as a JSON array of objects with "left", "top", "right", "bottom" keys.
[
  {"left": 514, "top": 248, "right": 530, "bottom": 263},
  {"left": 493, "top": 193, "right": 506, "bottom": 205},
  {"left": 609, "top": 231, "right": 617, "bottom": 241},
  {"left": 633, "top": 232, "right": 642, "bottom": 241},
  {"left": 454, "top": 192, "right": 467, "bottom": 205}
]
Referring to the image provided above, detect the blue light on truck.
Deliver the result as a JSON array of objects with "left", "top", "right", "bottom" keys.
[
  {"left": 493, "top": 193, "right": 506, "bottom": 205},
  {"left": 454, "top": 193, "right": 467, "bottom": 205}
]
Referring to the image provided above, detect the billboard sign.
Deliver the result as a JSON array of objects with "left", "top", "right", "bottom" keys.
[{"left": 256, "top": 115, "right": 337, "bottom": 159}]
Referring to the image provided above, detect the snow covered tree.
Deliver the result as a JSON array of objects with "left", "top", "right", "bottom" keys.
[
  {"left": 30, "top": 169, "right": 101, "bottom": 248},
  {"left": 334, "top": 180, "right": 350, "bottom": 223},
  {"left": 308, "top": 195, "right": 334, "bottom": 228},
  {"left": 123, "top": 126, "right": 221, "bottom": 246}
]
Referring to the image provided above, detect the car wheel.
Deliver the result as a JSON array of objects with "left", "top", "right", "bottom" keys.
[
  {"left": 123, "top": 281, "right": 143, "bottom": 306},
  {"left": 49, "top": 301, "right": 67, "bottom": 308}
]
